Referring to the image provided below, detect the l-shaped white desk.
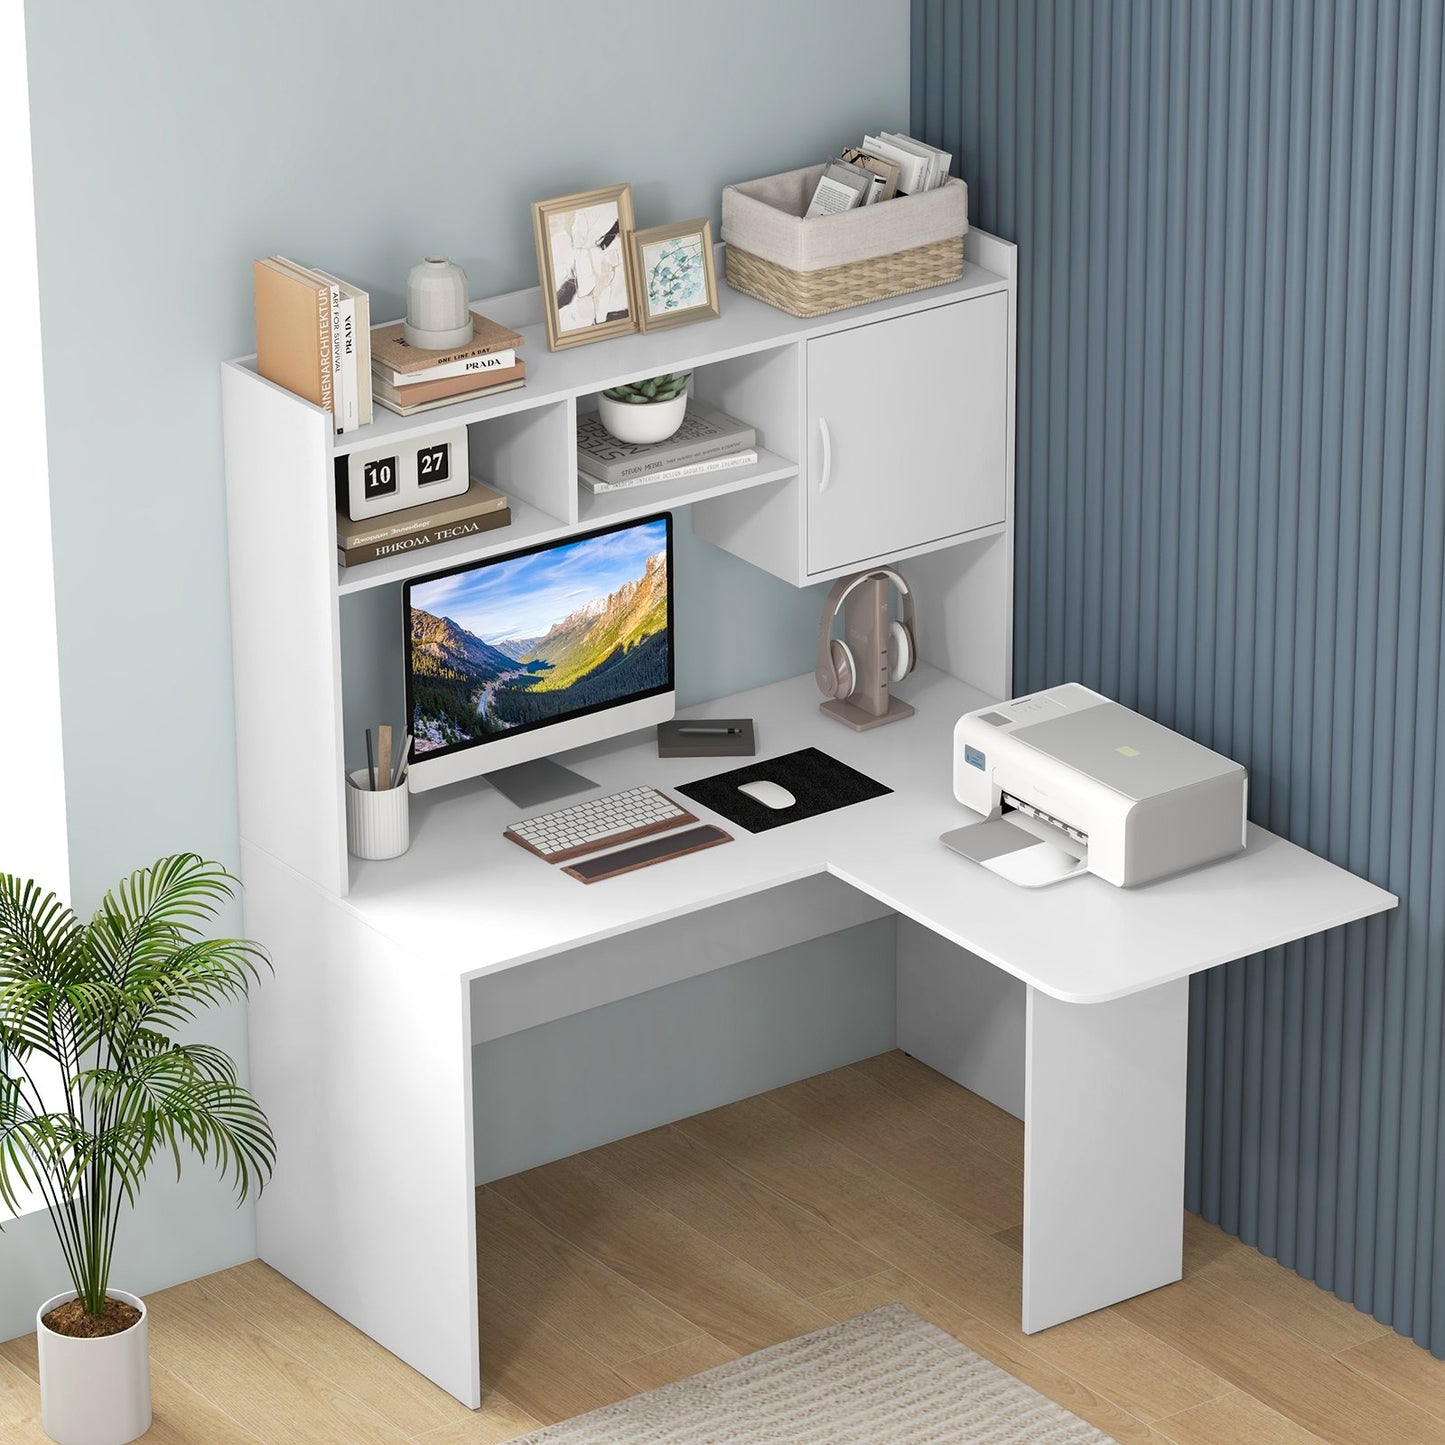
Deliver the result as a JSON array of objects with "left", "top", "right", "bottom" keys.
[{"left": 243, "top": 664, "right": 1396, "bottom": 1407}]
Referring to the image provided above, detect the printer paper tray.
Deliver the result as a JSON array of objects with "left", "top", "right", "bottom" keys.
[{"left": 940, "top": 815, "right": 1090, "bottom": 888}]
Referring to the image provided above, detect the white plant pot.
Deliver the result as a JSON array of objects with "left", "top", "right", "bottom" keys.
[
  {"left": 37, "top": 1290, "right": 151, "bottom": 1445},
  {"left": 597, "top": 392, "right": 687, "bottom": 445}
]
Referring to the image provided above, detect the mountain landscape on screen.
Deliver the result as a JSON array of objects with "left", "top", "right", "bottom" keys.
[{"left": 408, "top": 531, "right": 669, "bottom": 753}]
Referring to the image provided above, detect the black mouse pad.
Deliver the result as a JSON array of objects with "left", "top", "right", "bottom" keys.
[{"left": 678, "top": 747, "right": 892, "bottom": 833}]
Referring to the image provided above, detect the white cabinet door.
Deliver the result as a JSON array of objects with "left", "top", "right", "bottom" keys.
[{"left": 806, "top": 293, "right": 1008, "bottom": 576}]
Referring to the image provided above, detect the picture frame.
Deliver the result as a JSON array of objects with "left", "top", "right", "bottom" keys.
[
  {"left": 630, "top": 218, "right": 720, "bottom": 332},
  {"left": 531, "top": 183, "right": 639, "bottom": 351}
]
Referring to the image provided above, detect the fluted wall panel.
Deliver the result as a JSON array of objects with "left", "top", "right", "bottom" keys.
[{"left": 913, "top": 0, "right": 1445, "bottom": 1351}]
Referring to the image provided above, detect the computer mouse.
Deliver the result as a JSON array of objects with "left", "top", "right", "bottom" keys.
[{"left": 737, "top": 779, "right": 796, "bottom": 810}]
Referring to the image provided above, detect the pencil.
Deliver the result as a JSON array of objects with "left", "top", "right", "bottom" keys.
[{"left": 366, "top": 728, "right": 376, "bottom": 791}]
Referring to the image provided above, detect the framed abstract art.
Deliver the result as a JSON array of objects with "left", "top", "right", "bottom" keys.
[{"left": 531, "top": 183, "right": 639, "bottom": 350}]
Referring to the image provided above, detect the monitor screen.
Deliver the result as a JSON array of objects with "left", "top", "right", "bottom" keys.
[{"left": 403, "top": 514, "right": 673, "bottom": 774}]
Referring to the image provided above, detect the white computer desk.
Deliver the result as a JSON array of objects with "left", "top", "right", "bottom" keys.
[{"left": 243, "top": 664, "right": 1397, "bottom": 1407}]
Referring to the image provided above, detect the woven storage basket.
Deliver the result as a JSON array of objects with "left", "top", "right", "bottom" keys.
[{"left": 721, "top": 165, "right": 968, "bottom": 318}]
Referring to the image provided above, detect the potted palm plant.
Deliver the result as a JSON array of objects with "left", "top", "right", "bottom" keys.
[{"left": 0, "top": 853, "right": 276, "bottom": 1445}]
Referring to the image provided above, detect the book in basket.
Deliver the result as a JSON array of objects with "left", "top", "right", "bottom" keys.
[{"left": 576, "top": 400, "right": 756, "bottom": 484}]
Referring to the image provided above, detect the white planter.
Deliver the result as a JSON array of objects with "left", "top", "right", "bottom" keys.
[
  {"left": 37, "top": 1290, "right": 151, "bottom": 1445},
  {"left": 597, "top": 391, "right": 687, "bottom": 444}
]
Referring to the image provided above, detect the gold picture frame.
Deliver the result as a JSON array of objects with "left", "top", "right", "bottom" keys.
[
  {"left": 630, "top": 218, "right": 720, "bottom": 332},
  {"left": 531, "top": 183, "right": 639, "bottom": 351}
]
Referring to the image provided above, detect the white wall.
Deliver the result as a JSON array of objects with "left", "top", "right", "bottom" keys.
[
  {"left": 0, "top": 0, "right": 72, "bottom": 1250},
  {"left": 7, "top": 0, "right": 911, "bottom": 1339},
  {"left": 0, "top": 0, "right": 67, "bottom": 892}
]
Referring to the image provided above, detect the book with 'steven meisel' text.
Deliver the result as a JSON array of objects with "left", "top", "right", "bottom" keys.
[
  {"left": 579, "top": 449, "right": 758, "bottom": 494},
  {"left": 576, "top": 401, "right": 756, "bottom": 484}
]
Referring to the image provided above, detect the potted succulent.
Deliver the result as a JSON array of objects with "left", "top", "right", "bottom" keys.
[
  {"left": 597, "top": 371, "right": 691, "bottom": 444},
  {"left": 0, "top": 854, "right": 276, "bottom": 1445}
]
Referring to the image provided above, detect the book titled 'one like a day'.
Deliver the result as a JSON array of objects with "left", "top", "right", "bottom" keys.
[{"left": 369, "top": 315, "right": 526, "bottom": 415}]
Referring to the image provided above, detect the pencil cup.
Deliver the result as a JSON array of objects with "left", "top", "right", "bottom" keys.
[{"left": 346, "top": 769, "right": 410, "bottom": 860}]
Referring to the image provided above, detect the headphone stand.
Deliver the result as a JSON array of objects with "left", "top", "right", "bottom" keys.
[
  {"left": 821, "top": 693, "right": 915, "bottom": 730},
  {"left": 819, "top": 574, "right": 916, "bottom": 731}
]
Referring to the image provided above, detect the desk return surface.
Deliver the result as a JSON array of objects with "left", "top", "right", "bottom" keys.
[{"left": 344, "top": 668, "right": 1396, "bottom": 1003}]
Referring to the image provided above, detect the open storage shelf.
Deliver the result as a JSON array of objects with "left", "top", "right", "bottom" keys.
[
  {"left": 577, "top": 447, "right": 797, "bottom": 529},
  {"left": 336, "top": 495, "right": 570, "bottom": 595}
]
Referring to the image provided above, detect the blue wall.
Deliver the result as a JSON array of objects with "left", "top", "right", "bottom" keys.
[
  {"left": 8, "top": 0, "right": 909, "bottom": 1342},
  {"left": 914, "top": 0, "right": 1445, "bottom": 1352}
]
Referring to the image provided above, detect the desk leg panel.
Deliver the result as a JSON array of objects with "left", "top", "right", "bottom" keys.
[
  {"left": 1022, "top": 978, "right": 1188, "bottom": 1332},
  {"left": 242, "top": 844, "right": 482, "bottom": 1408},
  {"left": 895, "top": 917, "right": 1026, "bottom": 1119}
]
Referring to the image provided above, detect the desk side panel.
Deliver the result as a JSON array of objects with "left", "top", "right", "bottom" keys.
[
  {"left": 895, "top": 916, "right": 1026, "bottom": 1118},
  {"left": 223, "top": 366, "right": 347, "bottom": 895},
  {"left": 1022, "top": 978, "right": 1189, "bottom": 1331},
  {"left": 243, "top": 843, "right": 481, "bottom": 1407}
]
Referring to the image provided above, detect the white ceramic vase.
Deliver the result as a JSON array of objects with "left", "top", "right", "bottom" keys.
[
  {"left": 37, "top": 1290, "right": 151, "bottom": 1445},
  {"left": 403, "top": 255, "right": 473, "bottom": 350},
  {"left": 597, "top": 392, "right": 687, "bottom": 445}
]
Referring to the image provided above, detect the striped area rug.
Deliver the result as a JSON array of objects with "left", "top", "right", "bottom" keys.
[{"left": 512, "top": 1303, "right": 1117, "bottom": 1443}]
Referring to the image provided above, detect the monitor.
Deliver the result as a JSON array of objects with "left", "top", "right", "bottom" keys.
[{"left": 403, "top": 513, "right": 674, "bottom": 802}]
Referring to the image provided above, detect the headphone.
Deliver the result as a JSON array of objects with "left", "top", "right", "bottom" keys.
[{"left": 814, "top": 567, "right": 918, "bottom": 701}]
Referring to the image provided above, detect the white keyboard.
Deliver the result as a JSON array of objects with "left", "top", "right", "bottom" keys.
[{"left": 503, "top": 787, "right": 697, "bottom": 863}]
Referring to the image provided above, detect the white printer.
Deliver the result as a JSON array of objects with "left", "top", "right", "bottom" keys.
[{"left": 946, "top": 683, "right": 1248, "bottom": 887}]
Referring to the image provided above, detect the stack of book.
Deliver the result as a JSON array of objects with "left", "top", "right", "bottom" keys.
[
  {"left": 369, "top": 315, "right": 525, "bottom": 416},
  {"left": 253, "top": 257, "right": 372, "bottom": 433},
  {"left": 336, "top": 477, "right": 511, "bottom": 567},
  {"left": 577, "top": 401, "right": 757, "bottom": 495}
]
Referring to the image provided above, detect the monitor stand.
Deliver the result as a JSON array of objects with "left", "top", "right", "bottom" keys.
[{"left": 484, "top": 757, "right": 598, "bottom": 810}]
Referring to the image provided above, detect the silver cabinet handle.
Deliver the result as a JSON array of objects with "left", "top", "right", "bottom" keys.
[{"left": 818, "top": 417, "right": 833, "bottom": 493}]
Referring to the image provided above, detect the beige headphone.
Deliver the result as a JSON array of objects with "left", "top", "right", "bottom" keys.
[{"left": 814, "top": 567, "right": 918, "bottom": 700}]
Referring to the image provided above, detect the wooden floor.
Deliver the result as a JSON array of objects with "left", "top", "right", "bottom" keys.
[{"left": 3, "top": 1052, "right": 1443, "bottom": 1443}]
